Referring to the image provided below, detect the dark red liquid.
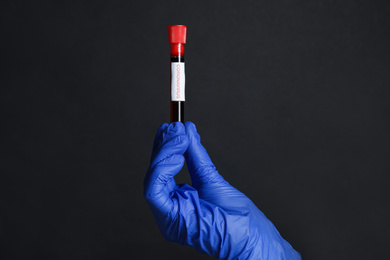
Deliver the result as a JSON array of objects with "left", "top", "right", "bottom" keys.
[
  {"left": 171, "top": 101, "right": 184, "bottom": 122},
  {"left": 171, "top": 55, "right": 185, "bottom": 123}
]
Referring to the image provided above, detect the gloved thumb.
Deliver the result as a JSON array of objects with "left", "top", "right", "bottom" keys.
[{"left": 184, "top": 122, "right": 224, "bottom": 189}]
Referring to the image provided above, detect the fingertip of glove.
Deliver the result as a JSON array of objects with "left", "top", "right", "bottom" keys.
[
  {"left": 158, "top": 123, "right": 169, "bottom": 130},
  {"left": 184, "top": 122, "right": 201, "bottom": 144},
  {"left": 168, "top": 121, "right": 185, "bottom": 133},
  {"left": 184, "top": 121, "right": 197, "bottom": 134},
  {"left": 160, "top": 122, "right": 186, "bottom": 143}
]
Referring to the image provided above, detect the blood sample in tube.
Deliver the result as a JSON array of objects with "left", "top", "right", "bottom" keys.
[{"left": 168, "top": 25, "right": 187, "bottom": 123}]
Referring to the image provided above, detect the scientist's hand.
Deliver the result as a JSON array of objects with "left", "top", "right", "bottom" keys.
[{"left": 144, "top": 122, "right": 301, "bottom": 259}]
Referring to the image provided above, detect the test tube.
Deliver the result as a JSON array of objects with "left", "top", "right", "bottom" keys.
[{"left": 168, "top": 25, "right": 187, "bottom": 123}]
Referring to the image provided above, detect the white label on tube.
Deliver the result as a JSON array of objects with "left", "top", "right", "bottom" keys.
[{"left": 171, "top": 62, "right": 185, "bottom": 101}]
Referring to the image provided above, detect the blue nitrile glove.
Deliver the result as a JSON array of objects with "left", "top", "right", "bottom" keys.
[{"left": 144, "top": 122, "right": 301, "bottom": 260}]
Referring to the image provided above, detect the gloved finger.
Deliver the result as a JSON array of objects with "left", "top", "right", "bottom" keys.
[
  {"left": 150, "top": 122, "right": 188, "bottom": 169},
  {"left": 144, "top": 122, "right": 189, "bottom": 214},
  {"left": 151, "top": 123, "right": 169, "bottom": 160},
  {"left": 184, "top": 122, "right": 224, "bottom": 188},
  {"left": 144, "top": 154, "right": 185, "bottom": 215}
]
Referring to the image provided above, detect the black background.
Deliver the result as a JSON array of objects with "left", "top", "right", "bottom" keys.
[{"left": 1, "top": 1, "right": 389, "bottom": 259}]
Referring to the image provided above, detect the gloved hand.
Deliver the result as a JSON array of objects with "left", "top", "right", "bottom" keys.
[{"left": 144, "top": 122, "right": 301, "bottom": 260}]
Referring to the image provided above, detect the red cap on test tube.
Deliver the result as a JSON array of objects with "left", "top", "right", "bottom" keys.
[{"left": 168, "top": 25, "right": 187, "bottom": 56}]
